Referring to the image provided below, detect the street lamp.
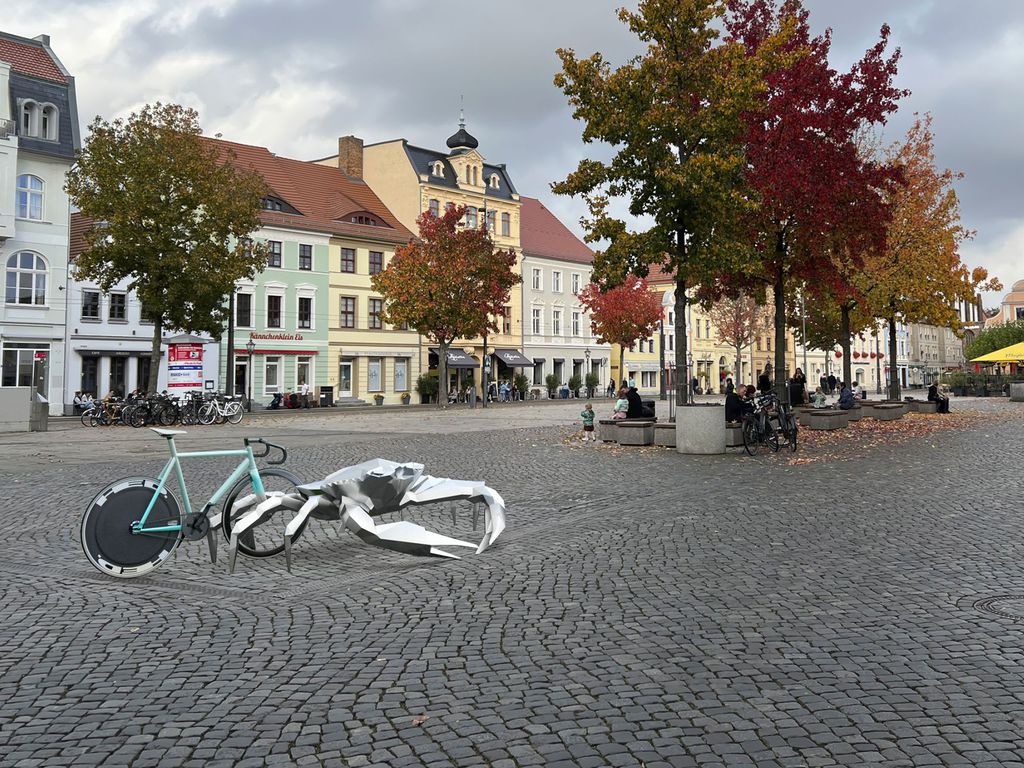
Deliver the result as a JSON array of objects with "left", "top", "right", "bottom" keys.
[
  {"left": 245, "top": 338, "right": 255, "bottom": 412},
  {"left": 584, "top": 347, "right": 591, "bottom": 397}
]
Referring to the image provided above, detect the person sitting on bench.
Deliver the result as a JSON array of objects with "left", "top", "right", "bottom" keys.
[
  {"left": 626, "top": 386, "right": 654, "bottom": 418},
  {"left": 927, "top": 382, "right": 950, "bottom": 413},
  {"left": 725, "top": 385, "right": 756, "bottom": 422}
]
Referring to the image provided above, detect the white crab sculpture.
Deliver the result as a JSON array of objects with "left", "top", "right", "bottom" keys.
[{"left": 227, "top": 459, "right": 506, "bottom": 572}]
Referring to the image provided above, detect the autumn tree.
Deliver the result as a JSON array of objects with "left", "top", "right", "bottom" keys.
[
  {"left": 372, "top": 205, "right": 519, "bottom": 407},
  {"left": 724, "top": 0, "right": 904, "bottom": 399},
  {"left": 66, "top": 103, "right": 268, "bottom": 393},
  {"left": 858, "top": 115, "right": 1001, "bottom": 399},
  {"left": 577, "top": 276, "right": 665, "bottom": 385},
  {"left": 554, "top": 0, "right": 793, "bottom": 405},
  {"left": 708, "top": 293, "right": 770, "bottom": 386}
]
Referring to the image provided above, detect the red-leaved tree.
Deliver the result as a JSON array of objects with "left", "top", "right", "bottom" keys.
[
  {"left": 724, "top": 0, "right": 906, "bottom": 397},
  {"left": 708, "top": 293, "right": 770, "bottom": 387},
  {"left": 372, "top": 205, "right": 520, "bottom": 407},
  {"left": 577, "top": 275, "right": 665, "bottom": 386}
]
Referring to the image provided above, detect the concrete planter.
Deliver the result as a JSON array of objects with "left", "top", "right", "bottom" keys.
[
  {"left": 618, "top": 421, "right": 655, "bottom": 446},
  {"left": 1010, "top": 382, "right": 1024, "bottom": 402},
  {"left": 653, "top": 422, "right": 676, "bottom": 448},
  {"left": 676, "top": 404, "right": 726, "bottom": 455},
  {"left": 599, "top": 419, "right": 620, "bottom": 443}
]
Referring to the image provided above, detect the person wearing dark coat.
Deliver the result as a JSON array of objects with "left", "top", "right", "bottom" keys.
[
  {"left": 788, "top": 368, "right": 808, "bottom": 405},
  {"left": 827, "top": 374, "right": 837, "bottom": 394},
  {"left": 837, "top": 382, "right": 855, "bottom": 410},
  {"left": 757, "top": 371, "right": 773, "bottom": 394},
  {"left": 725, "top": 385, "right": 755, "bottom": 423},
  {"left": 928, "top": 383, "right": 950, "bottom": 413},
  {"left": 625, "top": 387, "right": 654, "bottom": 418}
]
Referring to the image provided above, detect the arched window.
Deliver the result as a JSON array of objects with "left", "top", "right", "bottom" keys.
[
  {"left": 21, "top": 101, "right": 37, "bottom": 136},
  {"left": 40, "top": 104, "right": 59, "bottom": 140},
  {"left": 16, "top": 175, "right": 44, "bottom": 220},
  {"left": 432, "top": 161, "right": 444, "bottom": 177},
  {"left": 489, "top": 173, "right": 500, "bottom": 189},
  {"left": 5, "top": 252, "right": 48, "bottom": 306},
  {"left": 465, "top": 166, "right": 471, "bottom": 184},
  {"left": 472, "top": 166, "right": 478, "bottom": 185}
]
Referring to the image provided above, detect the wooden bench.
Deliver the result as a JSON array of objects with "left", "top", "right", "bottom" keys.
[
  {"left": 653, "top": 422, "right": 676, "bottom": 447},
  {"left": 617, "top": 420, "right": 656, "bottom": 446}
]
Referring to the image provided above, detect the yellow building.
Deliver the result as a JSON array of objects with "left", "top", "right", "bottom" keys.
[{"left": 316, "top": 121, "right": 526, "bottom": 396}]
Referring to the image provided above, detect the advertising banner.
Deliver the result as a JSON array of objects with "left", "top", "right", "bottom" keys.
[{"left": 168, "top": 343, "right": 204, "bottom": 388}]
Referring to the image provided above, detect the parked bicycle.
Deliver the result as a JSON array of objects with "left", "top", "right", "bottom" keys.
[
  {"left": 198, "top": 393, "right": 244, "bottom": 425},
  {"left": 81, "top": 429, "right": 305, "bottom": 578},
  {"left": 742, "top": 390, "right": 798, "bottom": 455}
]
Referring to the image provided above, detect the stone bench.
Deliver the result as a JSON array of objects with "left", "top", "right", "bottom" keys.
[
  {"left": 870, "top": 403, "right": 905, "bottom": 421},
  {"left": 905, "top": 399, "right": 938, "bottom": 414},
  {"left": 726, "top": 421, "right": 744, "bottom": 448},
  {"left": 653, "top": 422, "right": 676, "bottom": 448},
  {"left": 599, "top": 418, "right": 657, "bottom": 443},
  {"left": 804, "top": 409, "right": 849, "bottom": 430},
  {"left": 617, "top": 420, "right": 656, "bottom": 446}
]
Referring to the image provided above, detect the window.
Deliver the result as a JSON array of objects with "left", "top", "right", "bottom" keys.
[
  {"left": 264, "top": 356, "right": 281, "bottom": 394},
  {"left": 552, "top": 271, "right": 562, "bottom": 293},
  {"left": 705, "top": 319, "right": 710, "bottom": 339},
  {"left": 267, "top": 241, "right": 282, "bottom": 268},
  {"left": 532, "top": 308, "right": 541, "bottom": 335},
  {"left": 533, "top": 360, "right": 544, "bottom": 386},
  {"left": 351, "top": 215, "right": 378, "bottom": 226},
  {"left": 2, "top": 343, "right": 48, "bottom": 387},
  {"left": 649, "top": 340, "right": 655, "bottom": 353},
  {"left": 532, "top": 268, "right": 542, "bottom": 290},
  {"left": 21, "top": 101, "right": 36, "bottom": 135},
  {"left": 429, "top": 199, "right": 439, "bottom": 217},
  {"left": 502, "top": 305, "right": 512, "bottom": 335},
  {"left": 766, "top": 336, "right": 772, "bottom": 351},
  {"left": 572, "top": 311, "right": 580, "bottom": 336},
  {"left": 641, "top": 371, "right": 657, "bottom": 388},
  {"left": 695, "top": 322, "right": 701, "bottom": 339},
  {"left": 81, "top": 290, "right": 100, "bottom": 320},
  {"left": 369, "top": 298, "right": 383, "bottom": 329},
  {"left": 486, "top": 209, "right": 496, "bottom": 232},
  {"left": 267, "top": 295, "right": 282, "bottom": 328},
  {"left": 433, "top": 161, "right": 444, "bottom": 177},
  {"left": 236, "top": 293, "right": 252, "bottom": 328},
  {"left": 340, "top": 248, "right": 355, "bottom": 273},
  {"left": 41, "top": 105, "right": 58, "bottom": 140},
  {"left": 299, "top": 244, "right": 312, "bottom": 270},
  {"left": 368, "top": 358, "right": 383, "bottom": 392},
  {"left": 552, "top": 310, "right": 562, "bottom": 336},
  {"left": 465, "top": 166, "right": 471, "bottom": 184},
  {"left": 298, "top": 296, "right": 312, "bottom": 329},
  {"left": 472, "top": 166, "right": 479, "bottom": 186},
  {"left": 394, "top": 358, "right": 408, "bottom": 392},
  {"left": 109, "top": 292, "right": 126, "bottom": 321},
  {"left": 668, "top": 334, "right": 674, "bottom": 351},
  {"left": 297, "top": 356, "right": 312, "bottom": 389},
  {"left": 756, "top": 337, "right": 762, "bottom": 351},
  {"left": 140, "top": 300, "right": 157, "bottom": 325},
  {"left": 489, "top": 173, "right": 500, "bottom": 189},
  {"left": 572, "top": 273, "right": 581, "bottom": 295},
  {"left": 16, "top": 175, "right": 43, "bottom": 220},
  {"left": 466, "top": 207, "right": 477, "bottom": 229},
  {"left": 369, "top": 251, "right": 383, "bottom": 275},
  {"left": 501, "top": 212, "right": 510, "bottom": 237},
  {"left": 340, "top": 297, "right": 355, "bottom": 328}
]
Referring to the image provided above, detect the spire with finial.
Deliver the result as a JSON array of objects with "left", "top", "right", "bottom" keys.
[{"left": 446, "top": 97, "right": 478, "bottom": 150}]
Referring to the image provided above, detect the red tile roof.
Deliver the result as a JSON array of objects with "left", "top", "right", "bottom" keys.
[
  {"left": 206, "top": 138, "right": 414, "bottom": 244},
  {"left": 0, "top": 36, "right": 67, "bottom": 83},
  {"left": 519, "top": 196, "right": 593, "bottom": 265}
]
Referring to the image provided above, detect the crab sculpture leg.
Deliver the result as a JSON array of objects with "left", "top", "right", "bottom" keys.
[
  {"left": 399, "top": 475, "right": 506, "bottom": 555},
  {"left": 227, "top": 491, "right": 304, "bottom": 574}
]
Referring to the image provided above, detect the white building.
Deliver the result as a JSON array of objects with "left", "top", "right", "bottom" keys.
[
  {"left": 519, "top": 197, "right": 610, "bottom": 395},
  {"left": 0, "top": 32, "right": 79, "bottom": 414}
]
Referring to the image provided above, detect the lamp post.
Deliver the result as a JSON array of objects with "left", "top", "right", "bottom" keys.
[
  {"left": 245, "top": 339, "right": 255, "bottom": 412},
  {"left": 584, "top": 347, "right": 591, "bottom": 397}
]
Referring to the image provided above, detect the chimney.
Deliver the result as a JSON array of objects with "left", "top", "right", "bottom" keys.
[
  {"left": 338, "top": 135, "right": 363, "bottom": 179},
  {"left": 34, "top": 34, "right": 51, "bottom": 47}
]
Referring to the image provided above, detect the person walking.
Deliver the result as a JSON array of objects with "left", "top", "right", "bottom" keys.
[
  {"left": 298, "top": 379, "right": 310, "bottom": 409},
  {"left": 580, "top": 403, "right": 596, "bottom": 441},
  {"left": 827, "top": 373, "right": 837, "bottom": 395}
]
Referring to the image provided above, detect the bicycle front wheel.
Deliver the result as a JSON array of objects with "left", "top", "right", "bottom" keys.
[
  {"left": 225, "top": 402, "right": 243, "bottom": 425},
  {"left": 784, "top": 412, "right": 798, "bottom": 452},
  {"left": 198, "top": 403, "right": 217, "bottom": 425},
  {"left": 81, "top": 477, "right": 182, "bottom": 578},
  {"left": 81, "top": 409, "right": 95, "bottom": 427},
  {"left": 222, "top": 468, "right": 307, "bottom": 558},
  {"left": 766, "top": 422, "right": 780, "bottom": 453},
  {"left": 742, "top": 416, "right": 759, "bottom": 456}
]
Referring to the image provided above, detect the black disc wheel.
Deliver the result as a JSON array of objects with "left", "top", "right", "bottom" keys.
[
  {"left": 222, "top": 468, "right": 307, "bottom": 558},
  {"left": 742, "top": 417, "right": 759, "bottom": 456},
  {"left": 81, "top": 477, "right": 181, "bottom": 578}
]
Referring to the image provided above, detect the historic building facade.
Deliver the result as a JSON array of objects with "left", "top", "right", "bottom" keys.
[
  {"left": 0, "top": 32, "right": 79, "bottom": 414},
  {"left": 325, "top": 120, "right": 528, "bottom": 396}
]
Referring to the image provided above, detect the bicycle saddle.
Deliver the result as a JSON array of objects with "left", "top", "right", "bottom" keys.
[{"left": 150, "top": 428, "right": 187, "bottom": 437}]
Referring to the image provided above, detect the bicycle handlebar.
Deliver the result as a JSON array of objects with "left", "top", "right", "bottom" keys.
[{"left": 244, "top": 437, "right": 288, "bottom": 465}]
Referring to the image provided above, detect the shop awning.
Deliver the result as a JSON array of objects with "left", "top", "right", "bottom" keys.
[
  {"left": 429, "top": 348, "right": 480, "bottom": 369},
  {"left": 492, "top": 348, "right": 534, "bottom": 367},
  {"left": 971, "top": 341, "right": 1024, "bottom": 363}
]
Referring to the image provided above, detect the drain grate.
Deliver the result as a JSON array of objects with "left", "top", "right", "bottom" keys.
[{"left": 972, "top": 595, "right": 1024, "bottom": 621}]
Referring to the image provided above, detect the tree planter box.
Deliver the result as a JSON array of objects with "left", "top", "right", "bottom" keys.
[
  {"left": 653, "top": 422, "right": 676, "bottom": 447},
  {"left": 846, "top": 405, "right": 863, "bottom": 421},
  {"left": 804, "top": 410, "right": 848, "bottom": 430},
  {"left": 599, "top": 419, "right": 620, "bottom": 443},
  {"left": 1009, "top": 383, "right": 1024, "bottom": 402},
  {"left": 872, "top": 403, "right": 905, "bottom": 421},
  {"left": 618, "top": 420, "right": 655, "bottom": 446},
  {"left": 905, "top": 399, "right": 938, "bottom": 414},
  {"left": 676, "top": 404, "right": 725, "bottom": 455}
]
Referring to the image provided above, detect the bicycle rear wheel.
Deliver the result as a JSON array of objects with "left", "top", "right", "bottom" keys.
[
  {"left": 783, "top": 412, "right": 798, "bottom": 452},
  {"left": 81, "top": 477, "right": 182, "bottom": 578},
  {"left": 222, "top": 468, "right": 307, "bottom": 558},
  {"left": 766, "top": 422, "right": 780, "bottom": 452},
  {"left": 198, "top": 403, "right": 216, "bottom": 425},
  {"left": 742, "top": 416, "right": 759, "bottom": 456},
  {"left": 225, "top": 402, "right": 243, "bottom": 425}
]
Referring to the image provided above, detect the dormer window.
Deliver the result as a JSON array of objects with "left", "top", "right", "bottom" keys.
[
  {"left": 351, "top": 214, "right": 378, "bottom": 226},
  {"left": 432, "top": 161, "right": 445, "bottom": 177},
  {"left": 472, "top": 166, "right": 479, "bottom": 185},
  {"left": 260, "top": 196, "right": 299, "bottom": 214},
  {"left": 41, "top": 105, "right": 58, "bottom": 140},
  {"left": 489, "top": 173, "right": 500, "bottom": 189},
  {"left": 20, "top": 101, "right": 37, "bottom": 136}
]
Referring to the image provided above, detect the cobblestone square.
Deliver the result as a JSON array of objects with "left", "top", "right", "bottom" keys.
[{"left": 1, "top": 399, "right": 1023, "bottom": 767}]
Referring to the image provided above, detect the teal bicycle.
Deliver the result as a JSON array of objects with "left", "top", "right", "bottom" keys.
[{"left": 81, "top": 428, "right": 305, "bottom": 578}]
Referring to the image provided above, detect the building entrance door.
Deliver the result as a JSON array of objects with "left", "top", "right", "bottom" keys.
[
  {"left": 339, "top": 360, "right": 353, "bottom": 397},
  {"left": 235, "top": 360, "right": 248, "bottom": 398}
]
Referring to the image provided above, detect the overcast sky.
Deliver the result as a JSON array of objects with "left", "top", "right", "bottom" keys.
[{"left": 7, "top": 0, "right": 1021, "bottom": 305}]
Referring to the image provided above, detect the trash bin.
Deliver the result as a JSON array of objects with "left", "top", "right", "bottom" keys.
[
  {"left": 30, "top": 393, "right": 49, "bottom": 432},
  {"left": 319, "top": 385, "right": 334, "bottom": 407},
  {"left": 468, "top": 388, "right": 477, "bottom": 408}
]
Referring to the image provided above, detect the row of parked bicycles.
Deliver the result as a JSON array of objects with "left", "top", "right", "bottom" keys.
[
  {"left": 80, "top": 392, "right": 246, "bottom": 428},
  {"left": 742, "top": 390, "right": 799, "bottom": 456}
]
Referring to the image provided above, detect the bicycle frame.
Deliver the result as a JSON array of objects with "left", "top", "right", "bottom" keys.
[{"left": 131, "top": 439, "right": 264, "bottom": 534}]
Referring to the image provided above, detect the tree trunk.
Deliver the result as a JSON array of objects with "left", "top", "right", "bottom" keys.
[
  {"left": 674, "top": 274, "right": 689, "bottom": 405},
  {"left": 887, "top": 315, "right": 901, "bottom": 401},
  {"left": 148, "top": 317, "right": 163, "bottom": 395},
  {"left": 438, "top": 340, "right": 449, "bottom": 408},
  {"left": 225, "top": 290, "right": 235, "bottom": 397},
  {"left": 618, "top": 346, "right": 625, "bottom": 391},
  {"left": 773, "top": 268, "right": 787, "bottom": 403},
  {"left": 735, "top": 344, "right": 742, "bottom": 391},
  {"left": 840, "top": 304, "right": 852, "bottom": 388}
]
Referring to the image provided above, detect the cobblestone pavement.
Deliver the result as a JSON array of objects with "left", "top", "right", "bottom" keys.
[{"left": 1, "top": 398, "right": 1023, "bottom": 767}]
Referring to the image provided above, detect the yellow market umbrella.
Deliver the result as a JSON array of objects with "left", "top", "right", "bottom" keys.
[{"left": 971, "top": 341, "right": 1024, "bottom": 363}]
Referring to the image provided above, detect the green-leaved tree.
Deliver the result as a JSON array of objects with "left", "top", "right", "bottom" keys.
[{"left": 66, "top": 103, "right": 269, "bottom": 393}]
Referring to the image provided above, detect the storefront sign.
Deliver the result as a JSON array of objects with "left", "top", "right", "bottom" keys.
[
  {"left": 249, "top": 332, "right": 305, "bottom": 341},
  {"left": 168, "top": 343, "right": 204, "bottom": 388}
]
